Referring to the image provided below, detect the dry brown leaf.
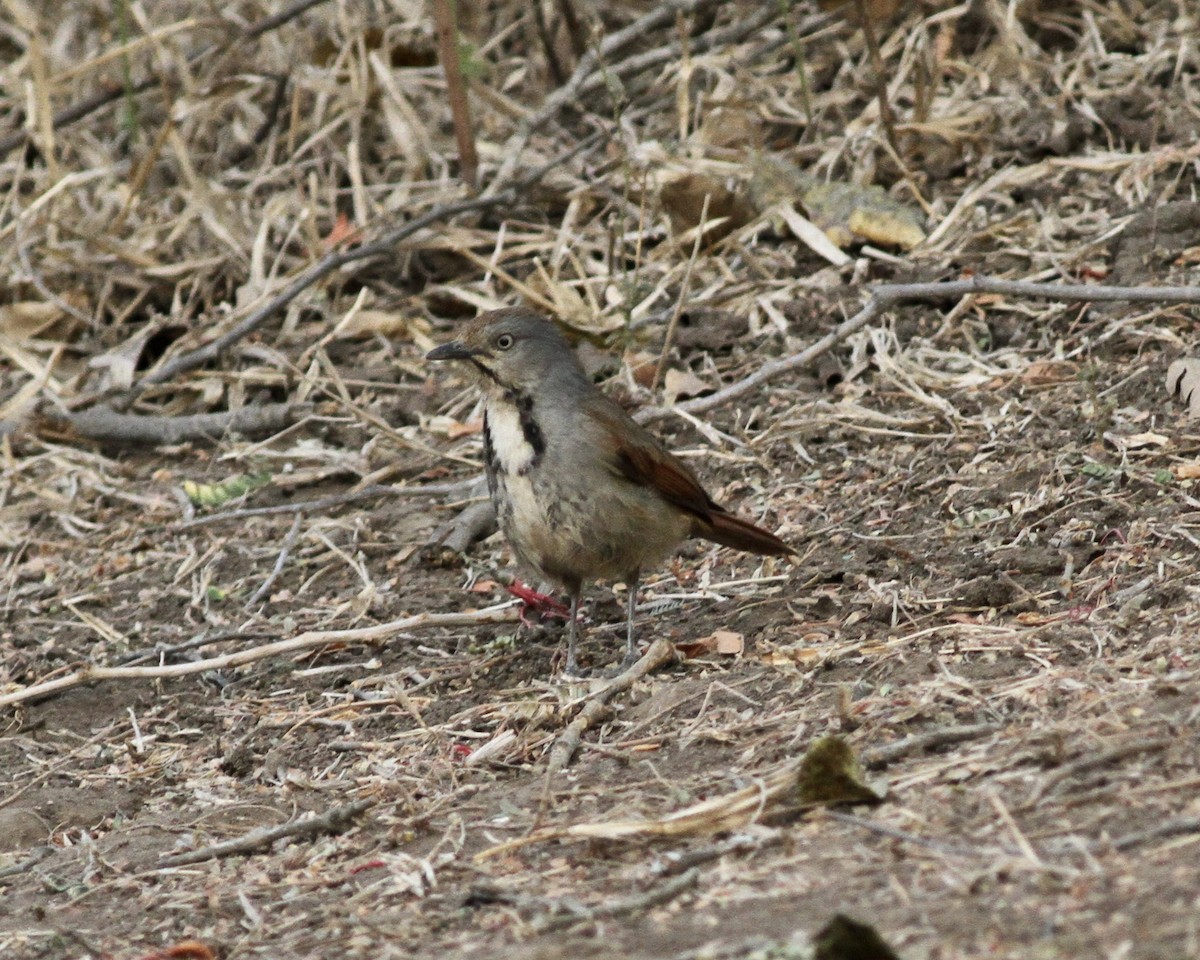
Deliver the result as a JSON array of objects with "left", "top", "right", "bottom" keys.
[
  {"left": 1022, "top": 359, "right": 1077, "bottom": 385},
  {"left": 676, "top": 629, "right": 744, "bottom": 659},
  {"left": 336, "top": 309, "right": 419, "bottom": 339},
  {"left": 1166, "top": 358, "right": 1200, "bottom": 418},
  {"left": 659, "top": 172, "right": 756, "bottom": 243},
  {"left": 1174, "top": 463, "right": 1200, "bottom": 480},
  {"left": 662, "top": 368, "right": 712, "bottom": 405},
  {"left": 626, "top": 350, "right": 659, "bottom": 389}
]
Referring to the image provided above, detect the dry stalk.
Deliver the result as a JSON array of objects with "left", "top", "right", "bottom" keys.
[{"left": 0, "top": 604, "right": 520, "bottom": 709}]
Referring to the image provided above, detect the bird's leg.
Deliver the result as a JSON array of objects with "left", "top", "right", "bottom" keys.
[
  {"left": 612, "top": 570, "right": 642, "bottom": 674},
  {"left": 564, "top": 593, "right": 584, "bottom": 677}
]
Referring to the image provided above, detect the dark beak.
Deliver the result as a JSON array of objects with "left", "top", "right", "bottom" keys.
[{"left": 426, "top": 341, "right": 478, "bottom": 362}]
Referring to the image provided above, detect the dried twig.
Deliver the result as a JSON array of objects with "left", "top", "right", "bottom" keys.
[
  {"left": 531, "top": 866, "right": 700, "bottom": 932},
  {"left": 432, "top": 0, "right": 478, "bottom": 188},
  {"left": 0, "top": 845, "right": 55, "bottom": 880},
  {"left": 171, "top": 481, "right": 478, "bottom": 531},
  {"left": 127, "top": 132, "right": 606, "bottom": 401},
  {"left": 48, "top": 402, "right": 308, "bottom": 445},
  {"left": 1110, "top": 815, "right": 1200, "bottom": 852},
  {"left": 246, "top": 511, "right": 305, "bottom": 607},
  {"left": 546, "top": 638, "right": 678, "bottom": 774},
  {"left": 0, "top": 604, "right": 519, "bottom": 709},
  {"left": 639, "top": 276, "right": 1200, "bottom": 423},
  {"left": 862, "top": 722, "right": 1001, "bottom": 768},
  {"left": 158, "top": 798, "right": 375, "bottom": 867}
]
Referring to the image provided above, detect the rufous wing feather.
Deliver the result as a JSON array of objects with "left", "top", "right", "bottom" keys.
[{"left": 593, "top": 398, "right": 793, "bottom": 558}]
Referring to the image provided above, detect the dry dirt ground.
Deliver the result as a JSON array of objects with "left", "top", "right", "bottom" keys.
[{"left": 3, "top": 2, "right": 1200, "bottom": 959}]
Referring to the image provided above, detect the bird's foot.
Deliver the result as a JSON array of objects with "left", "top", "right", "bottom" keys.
[{"left": 505, "top": 579, "right": 571, "bottom": 627}]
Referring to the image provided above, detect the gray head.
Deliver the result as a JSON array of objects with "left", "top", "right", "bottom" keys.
[{"left": 425, "top": 307, "right": 588, "bottom": 396}]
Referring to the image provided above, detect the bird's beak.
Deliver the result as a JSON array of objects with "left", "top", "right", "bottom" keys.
[{"left": 426, "top": 340, "right": 478, "bottom": 361}]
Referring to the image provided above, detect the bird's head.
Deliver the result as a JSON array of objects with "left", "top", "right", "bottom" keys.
[{"left": 426, "top": 307, "right": 583, "bottom": 395}]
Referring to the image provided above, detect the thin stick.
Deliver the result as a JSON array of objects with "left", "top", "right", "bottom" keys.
[
  {"left": 246, "top": 511, "right": 304, "bottom": 607},
  {"left": 546, "top": 638, "right": 677, "bottom": 774},
  {"left": 636, "top": 293, "right": 886, "bottom": 423},
  {"left": 637, "top": 276, "right": 1200, "bottom": 424},
  {"left": 130, "top": 194, "right": 512, "bottom": 396},
  {"left": 128, "top": 132, "right": 606, "bottom": 399},
  {"left": 432, "top": 0, "right": 478, "bottom": 187},
  {"left": 653, "top": 193, "right": 710, "bottom": 391},
  {"left": 158, "top": 798, "right": 374, "bottom": 867},
  {"left": 532, "top": 866, "right": 700, "bottom": 932},
  {"left": 172, "top": 480, "right": 480, "bottom": 530},
  {"left": 862, "top": 721, "right": 1000, "bottom": 768},
  {"left": 0, "top": 604, "right": 519, "bottom": 709}
]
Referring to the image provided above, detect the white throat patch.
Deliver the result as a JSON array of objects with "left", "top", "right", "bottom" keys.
[{"left": 487, "top": 401, "right": 538, "bottom": 476}]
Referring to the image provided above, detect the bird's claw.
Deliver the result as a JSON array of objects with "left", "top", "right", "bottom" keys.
[{"left": 506, "top": 579, "right": 571, "bottom": 627}]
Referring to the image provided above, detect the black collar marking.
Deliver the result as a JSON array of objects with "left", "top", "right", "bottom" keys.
[{"left": 486, "top": 388, "right": 546, "bottom": 476}]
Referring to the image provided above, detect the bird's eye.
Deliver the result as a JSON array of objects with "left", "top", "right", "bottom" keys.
[{"left": 495, "top": 333, "right": 515, "bottom": 350}]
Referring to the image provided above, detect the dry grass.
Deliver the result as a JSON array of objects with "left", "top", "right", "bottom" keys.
[{"left": 3, "top": 1, "right": 1200, "bottom": 958}]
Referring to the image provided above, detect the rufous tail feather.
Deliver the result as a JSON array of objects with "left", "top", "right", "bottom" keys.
[{"left": 699, "top": 511, "right": 793, "bottom": 556}]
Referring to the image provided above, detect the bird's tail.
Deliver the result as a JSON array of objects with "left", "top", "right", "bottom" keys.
[{"left": 698, "top": 510, "right": 793, "bottom": 557}]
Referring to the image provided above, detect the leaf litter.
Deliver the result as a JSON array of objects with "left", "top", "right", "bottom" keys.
[{"left": 2, "top": 2, "right": 1200, "bottom": 959}]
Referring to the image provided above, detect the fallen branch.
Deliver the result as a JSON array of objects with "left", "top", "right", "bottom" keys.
[
  {"left": 112, "top": 629, "right": 275, "bottom": 667},
  {"left": 0, "top": 603, "right": 519, "bottom": 709},
  {"left": 47, "top": 402, "right": 308, "bottom": 445},
  {"left": 129, "top": 131, "right": 606, "bottom": 400},
  {"left": 158, "top": 798, "right": 374, "bottom": 867},
  {"left": 531, "top": 866, "right": 700, "bottom": 933},
  {"left": 421, "top": 499, "right": 497, "bottom": 564},
  {"left": 862, "top": 722, "right": 1000, "bottom": 769},
  {"left": 171, "top": 481, "right": 477, "bottom": 531},
  {"left": 546, "top": 638, "right": 678, "bottom": 774},
  {"left": 0, "top": 845, "right": 55, "bottom": 880},
  {"left": 246, "top": 511, "right": 305, "bottom": 607},
  {"left": 1111, "top": 815, "right": 1200, "bottom": 852},
  {"left": 130, "top": 193, "right": 513, "bottom": 397},
  {"left": 639, "top": 275, "right": 1200, "bottom": 423}
]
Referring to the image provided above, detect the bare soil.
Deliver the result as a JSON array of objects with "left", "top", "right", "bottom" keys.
[{"left": 3, "top": 2, "right": 1200, "bottom": 959}]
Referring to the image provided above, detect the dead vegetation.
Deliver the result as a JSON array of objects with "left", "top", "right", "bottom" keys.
[{"left": 2, "top": 1, "right": 1200, "bottom": 958}]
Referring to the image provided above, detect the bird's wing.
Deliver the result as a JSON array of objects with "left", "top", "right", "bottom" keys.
[
  {"left": 589, "top": 396, "right": 794, "bottom": 557},
  {"left": 586, "top": 397, "right": 718, "bottom": 521}
]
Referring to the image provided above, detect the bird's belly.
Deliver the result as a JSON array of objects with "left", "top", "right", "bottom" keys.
[{"left": 493, "top": 469, "right": 690, "bottom": 588}]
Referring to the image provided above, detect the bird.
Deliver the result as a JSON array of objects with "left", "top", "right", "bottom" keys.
[{"left": 426, "top": 307, "right": 793, "bottom": 675}]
